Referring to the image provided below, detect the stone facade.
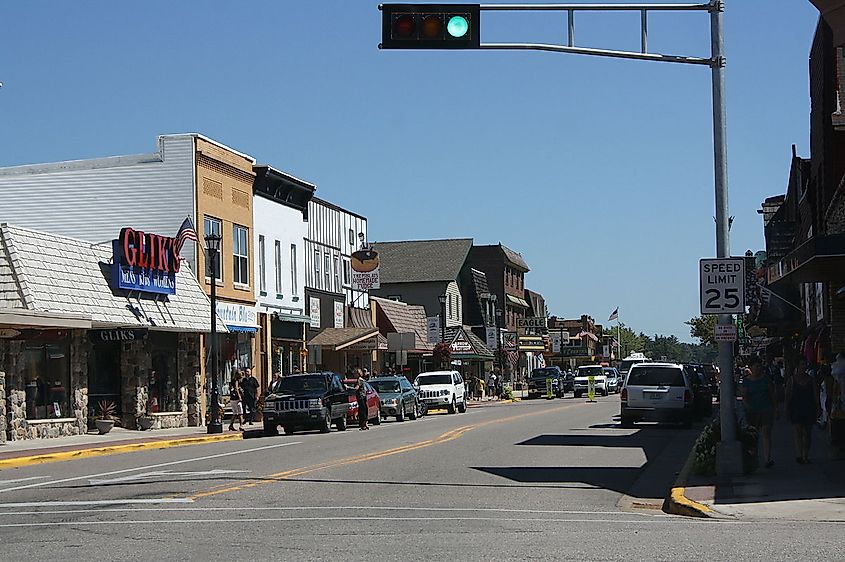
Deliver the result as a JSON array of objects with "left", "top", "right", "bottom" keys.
[
  {"left": 179, "top": 333, "right": 202, "bottom": 427},
  {"left": 0, "top": 371, "right": 5, "bottom": 444}
]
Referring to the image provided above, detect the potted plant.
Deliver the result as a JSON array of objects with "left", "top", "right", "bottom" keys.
[{"left": 95, "top": 400, "right": 117, "bottom": 435}]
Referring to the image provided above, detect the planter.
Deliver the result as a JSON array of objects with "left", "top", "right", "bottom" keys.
[
  {"left": 137, "top": 416, "right": 154, "bottom": 431},
  {"left": 95, "top": 419, "right": 115, "bottom": 435}
]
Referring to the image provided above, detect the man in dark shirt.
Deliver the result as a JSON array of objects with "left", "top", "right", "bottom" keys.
[{"left": 241, "top": 368, "right": 260, "bottom": 425}]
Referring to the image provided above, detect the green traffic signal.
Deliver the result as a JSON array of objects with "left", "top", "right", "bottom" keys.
[{"left": 446, "top": 15, "right": 469, "bottom": 38}]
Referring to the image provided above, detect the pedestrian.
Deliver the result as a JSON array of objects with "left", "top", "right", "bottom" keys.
[
  {"left": 766, "top": 356, "right": 785, "bottom": 405},
  {"left": 478, "top": 376, "right": 485, "bottom": 400},
  {"left": 241, "top": 368, "right": 259, "bottom": 425},
  {"left": 228, "top": 371, "right": 245, "bottom": 432},
  {"left": 786, "top": 358, "right": 820, "bottom": 464},
  {"left": 741, "top": 356, "right": 776, "bottom": 468},
  {"left": 487, "top": 372, "right": 497, "bottom": 401},
  {"left": 268, "top": 371, "right": 282, "bottom": 394},
  {"left": 355, "top": 368, "right": 369, "bottom": 430}
]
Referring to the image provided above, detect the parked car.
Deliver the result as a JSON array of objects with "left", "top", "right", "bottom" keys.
[
  {"left": 343, "top": 379, "right": 382, "bottom": 426},
  {"left": 528, "top": 367, "right": 564, "bottom": 398},
  {"left": 621, "top": 362, "right": 694, "bottom": 428},
  {"left": 574, "top": 365, "right": 609, "bottom": 398},
  {"left": 262, "top": 372, "right": 350, "bottom": 436},
  {"left": 603, "top": 367, "right": 622, "bottom": 393},
  {"left": 414, "top": 370, "right": 467, "bottom": 414},
  {"left": 369, "top": 376, "right": 418, "bottom": 422},
  {"left": 681, "top": 364, "right": 714, "bottom": 418},
  {"left": 619, "top": 352, "right": 650, "bottom": 381}
]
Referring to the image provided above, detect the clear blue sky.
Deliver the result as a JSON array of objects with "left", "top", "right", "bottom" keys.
[{"left": 0, "top": 1, "right": 821, "bottom": 341}]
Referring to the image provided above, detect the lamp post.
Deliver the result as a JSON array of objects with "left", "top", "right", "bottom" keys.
[
  {"left": 438, "top": 294, "right": 447, "bottom": 343},
  {"left": 205, "top": 233, "right": 223, "bottom": 434}
]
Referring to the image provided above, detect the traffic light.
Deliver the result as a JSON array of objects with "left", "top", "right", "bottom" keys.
[{"left": 380, "top": 4, "right": 480, "bottom": 50}]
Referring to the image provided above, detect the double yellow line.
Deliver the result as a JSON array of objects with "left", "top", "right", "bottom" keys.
[{"left": 190, "top": 401, "right": 576, "bottom": 500}]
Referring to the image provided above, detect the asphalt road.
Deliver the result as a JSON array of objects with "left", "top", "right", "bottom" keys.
[{"left": 0, "top": 396, "right": 842, "bottom": 561}]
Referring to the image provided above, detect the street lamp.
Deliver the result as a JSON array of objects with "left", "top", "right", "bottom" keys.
[
  {"left": 438, "top": 294, "right": 447, "bottom": 343},
  {"left": 205, "top": 232, "right": 223, "bottom": 434}
]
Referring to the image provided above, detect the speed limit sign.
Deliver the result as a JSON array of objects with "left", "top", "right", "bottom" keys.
[{"left": 700, "top": 258, "right": 745, "bottom": 314}]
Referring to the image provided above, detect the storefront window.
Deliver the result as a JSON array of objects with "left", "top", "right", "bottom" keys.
[
  {"left": 22, "top": 338, "right": 71, "bottom": 420},
  {"left": 149, "top": 332, "right": 180, "bottom": 413}
]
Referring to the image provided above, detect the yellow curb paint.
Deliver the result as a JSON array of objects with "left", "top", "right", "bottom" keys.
[
  {"left": 0, "top": 433, "right": 243, "bottom": 471},
  {"left": 190, "top": 400, "right": 580, "bottom": 501},
  {"left": 670, "top": 486, "right": 712, "bottom": 516}
]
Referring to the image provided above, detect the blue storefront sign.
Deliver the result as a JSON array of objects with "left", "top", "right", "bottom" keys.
[{"left": 111, "top": 228, "right": 179, "bottom": 295}]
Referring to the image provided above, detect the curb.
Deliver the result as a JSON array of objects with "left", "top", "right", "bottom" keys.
[
  {"left": 662, "top": 433, "right": 712, "bottom": 518},
  {"left": 0, "top": 432, "right": 243, "bottom": 470}
]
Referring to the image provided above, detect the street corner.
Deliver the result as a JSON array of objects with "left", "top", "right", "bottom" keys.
[{"left": 664, "top": 485, "right": 714, "bottom": 518}]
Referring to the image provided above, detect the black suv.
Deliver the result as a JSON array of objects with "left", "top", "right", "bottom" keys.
[
  {"left": 263, "top": 372, "right": 350, "bottom": 436},
  {"left": 528, "top": 367, "right": 564, "bottom": 398}
]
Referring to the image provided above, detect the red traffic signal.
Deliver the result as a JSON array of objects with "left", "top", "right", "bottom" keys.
[{"left": 380, "top": 4, "right": 480, "bottom": 49}]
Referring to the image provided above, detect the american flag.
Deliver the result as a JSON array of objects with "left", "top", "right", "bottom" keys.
[{"left": 175, "top": 217, "right": 198, "bottom": 255}]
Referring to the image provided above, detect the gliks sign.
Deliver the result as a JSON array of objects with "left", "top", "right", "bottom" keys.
[{"left": 112, "top": 227, "right": 180, "bottom": 295}]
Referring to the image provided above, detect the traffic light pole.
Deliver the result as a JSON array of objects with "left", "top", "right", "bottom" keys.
[{"left": 382, "top": 0, "right": 741, "bottom": 474}]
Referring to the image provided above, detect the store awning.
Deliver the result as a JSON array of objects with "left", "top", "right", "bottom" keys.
[
  {"left": 309, "top": 327, "right": 380, "bottom": 351},
  {"left": 273, "top": 311, "right": 310, "bottom": 324},
  {"left": 768, "top": 233, "right": 845, "bottom": 285},
  {"left": 371, "top": 296, "right": 434, "bottom": 352},
  {"left": 0, "top": 309, "right": 92, "bottom": 330},
  {"left": 349, "top": 307, "right": 374, "bottom": 329},
  {"left": 506, "top": 294, "right": 530, "bottom": 308}
]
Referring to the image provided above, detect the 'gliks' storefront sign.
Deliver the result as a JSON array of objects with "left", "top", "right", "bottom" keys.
[{"left": 112, "top": 227, "right": 180, "bottom": 295}]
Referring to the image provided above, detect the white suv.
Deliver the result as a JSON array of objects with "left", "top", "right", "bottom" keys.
[
  {"left": 621, "top": 362, "right": 694, "bottom": 428},
  {"left": 574, "top": 365, "right": 608, "bottom": 398},
  {"left": 415, "top": 371, "right": 467, "bottom": 414}
]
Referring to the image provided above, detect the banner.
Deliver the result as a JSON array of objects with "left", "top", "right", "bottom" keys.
[{"left": 426, "top": 316, "right": 440, "bottom": 343}]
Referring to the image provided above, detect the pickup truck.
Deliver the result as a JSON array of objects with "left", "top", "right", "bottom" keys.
[{"left": 263, "top": 372, "right": 350, "bottom": 436}]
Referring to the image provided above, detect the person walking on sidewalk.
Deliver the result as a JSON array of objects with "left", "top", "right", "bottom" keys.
[
  {"left": 741, "top": 356, "right": 776, "bottom": 468},
  {"left": 786, "top": 359, "right": 820, "bottom": 464},
  {"left": 241, "top": 368, "right": 259, "bottom": 426},
  {"left": 355, "top": 368, "right": 369, "bottom": 431},
  {"left": 228, "top": 371, "right": 245, "bottom": 432}
]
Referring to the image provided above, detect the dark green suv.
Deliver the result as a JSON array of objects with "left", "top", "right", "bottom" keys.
[{"left": 263, "top": 372, "right": 350, "bottom": 436}]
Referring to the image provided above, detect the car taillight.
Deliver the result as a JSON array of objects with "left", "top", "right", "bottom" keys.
[
  {"left": 621, "top": 388, "right": 628, "bottom": 404},
  {"left": 684, "top": 389, "right": 691, "bottom": 405}
]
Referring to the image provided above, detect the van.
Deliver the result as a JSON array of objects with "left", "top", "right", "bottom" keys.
[{"left": 620, "top": 362, "right": 693, "bottom": 428}]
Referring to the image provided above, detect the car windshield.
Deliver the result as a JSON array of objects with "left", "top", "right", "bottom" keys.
[
  {"left": 603, "top": 369, "right": 616, "bottom": 377},
  {"left": 531, "top": 369, "right": 557, "bottom": 378},
  {"left": 628, "top": 366, "right": 686, "bottom": 387},
  {"left": 369, "top": 380, "right": 400, "bottom": 393},
  {"left": 416, "top": 374, "right": 452, "bottom": 385},
  {"left": 577, "top": 367, "right": 604, "bottom": 377},
  {"left": 277, "top": 375, "right": 328, "bottom": 393}
]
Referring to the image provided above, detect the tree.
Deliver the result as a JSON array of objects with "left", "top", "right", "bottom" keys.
[
  {"left": 685, "top": 315, "right": 717, "bottom": 347},
  {"left": 610, "top": 323, "right": 648, "bottom": 358}
]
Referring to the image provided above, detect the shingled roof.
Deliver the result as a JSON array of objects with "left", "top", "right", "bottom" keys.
[
  {"left": 500, "top": 244, "right": 530, "bottom": 272},
  {"left": 371, "top": 296, "right": 434, "bottom": 352},
  {"left": 373, "top": 238, "right": 472, "bottom": 284},
  {"left": 0, "top": 223, "right": 216, "bottom": 332}
]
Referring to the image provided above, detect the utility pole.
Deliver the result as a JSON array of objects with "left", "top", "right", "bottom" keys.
[{"left": 380, "top": 0, "right": 741, "bottom": 474}]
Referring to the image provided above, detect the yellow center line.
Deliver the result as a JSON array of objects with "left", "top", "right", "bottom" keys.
[{"left": 188, "top": 401, "right": 581, "bottom": 501}]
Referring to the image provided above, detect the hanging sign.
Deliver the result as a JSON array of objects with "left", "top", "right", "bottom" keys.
[
  {"left": 350, "top": 247, "right": 380, "bottom": 290},
  {"left": 426, "top": 316, "right": 440, "bottom": 343},
  {"left": 450, "top": 331, "right": 473, "bottom": 353}
]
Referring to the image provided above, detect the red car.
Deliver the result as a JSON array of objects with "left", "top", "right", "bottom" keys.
[{"left": 343, "top": 379, "right": 381, "bottom": 426}]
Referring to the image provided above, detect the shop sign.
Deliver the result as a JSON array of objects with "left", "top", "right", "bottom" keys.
[
  {"left": 426, "top": 316, "right": 440, "bottom": 343},
  {"left": 518, "top": 335, "right": 544, "bottom": 351},
  {"left": 350, "top": 247, "right": 380, "bottom": 291},
  {"left": 333, "top": 301, "right": 344, "bottom": 329},
  {"left": 714, "top": 324, "right": 737, "bottom": 342},
  {"left": 503, "top": 331, "right": 518, "bottom": 351},
  {"left": 485, "top": 327, "right": 498, "bottom": 349},
  {"left": 88, "top": 328, "right": 148, "bottom": 343},
  {"left": 450, "top": 331, "right": 473, "bottom": 353},
  {"left": 517, "top": 317, "right": 547, "bottom": 329},
  {"left": 309, "top": 298, "right": 321, "bottom": 329},
  {"left": 216, "top": 302, "right": 258, "bottom": 328},
  {"left": 558, "top": 346, "right": 589, "bottom": 357},
  {"left": 112, "top": 228, "right": 180, "bottom": 295}
]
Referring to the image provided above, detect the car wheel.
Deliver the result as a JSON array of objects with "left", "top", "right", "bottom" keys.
[
  {"left": 418, "top": 401, "right": 428, "bottom": 417},
  {"left": 396, "top": 405, "right": 405, "bottom": 422},
  {"left": 263, "top": 422, "right": 279, "bottom": 437},
  {"left": 283, "top": 426, "right": 295, "bottom": 435},
  {"left": 574, "top": 391, "right": 582, "bottom": 399},
  {"left": 457, "top": 399, "right": 467, "bottom": 413},
  {"left": 602, "top": 388, "right": 609, "bottom": 397},
  {"left": 335, "top": 415, "right": 347, "bottom": 431},
  {"left": 372, "top": 412, "right": 381, "bottom": 425},
  {"left": 408, "top": 400, "right": 418, "bottom": 420},
  {"left": 621, "top": 417, "right": 634, "bottom": 428},
  {"left": 319, "top": 410, "right": 331, "bottom": 433},
  {"left": 447, "top": 397, "right": 456, "bottom": 414}
]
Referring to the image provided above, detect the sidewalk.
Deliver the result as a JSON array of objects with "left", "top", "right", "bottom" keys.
[
  {"left": 678, "top": 416, "right": 845, "bottom": 521},
  {"left": 0, "top": 425, "right": 243, "bottom": 469}
]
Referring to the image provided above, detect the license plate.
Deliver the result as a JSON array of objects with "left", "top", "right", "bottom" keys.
[{"left": 644, "top": 392, "right": 664, "bottom": 400}]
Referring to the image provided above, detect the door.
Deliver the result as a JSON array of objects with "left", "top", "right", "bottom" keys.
[{"left": 88, "top": 341, "right": 122, "bottom": 421}]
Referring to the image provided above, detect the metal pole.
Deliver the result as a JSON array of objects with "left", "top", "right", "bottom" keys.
[
  {"left": 208, "top": 249, "right": 222, "bottom": 434},
  {"left": 710, "top": 0, "right": 741, "bottom": 475}
]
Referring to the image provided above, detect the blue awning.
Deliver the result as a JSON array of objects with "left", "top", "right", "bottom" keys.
[{"left": 225, "top": 325, "right": 258, "bottom": 333}]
